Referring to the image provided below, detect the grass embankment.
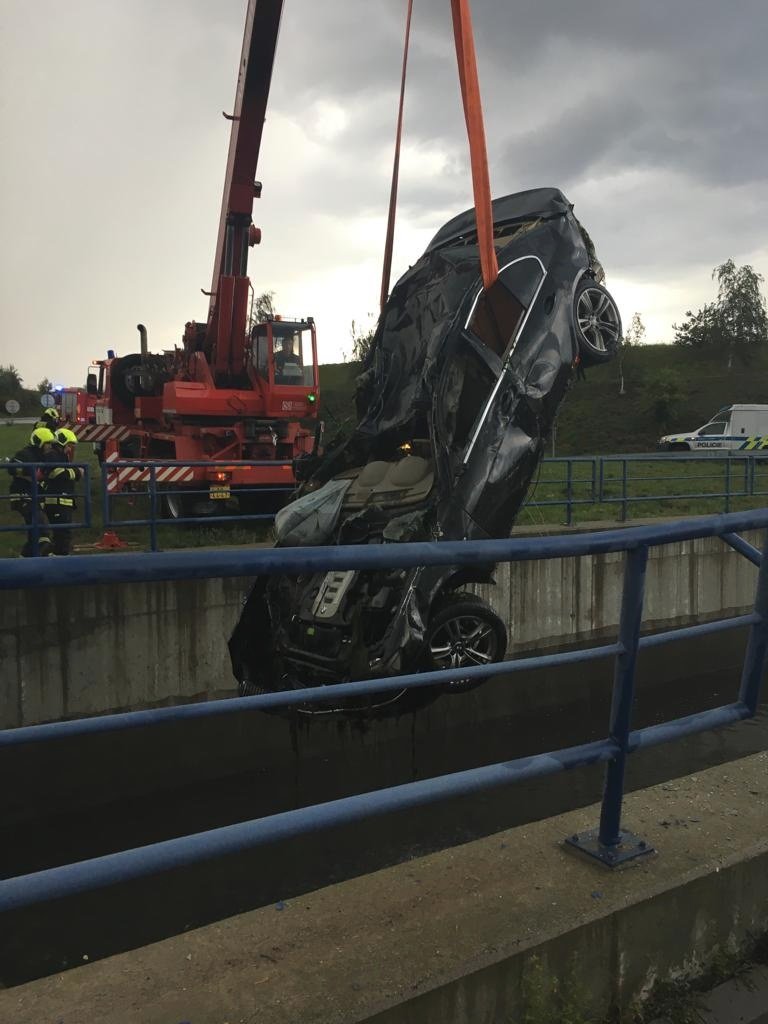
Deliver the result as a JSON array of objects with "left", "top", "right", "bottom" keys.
[
  {"left": 3, "top": 345, "right": 766, "bottom": 555},
  {"left": 320, "top": 345, "right": 768, "bottom": 456},
  {"left": 319, "top": 347, "right": 768, "bottom": 526}
]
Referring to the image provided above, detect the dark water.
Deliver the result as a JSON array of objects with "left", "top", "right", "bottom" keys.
[{"left": 1, "top": 628, "right": 766, "bottom": 984}]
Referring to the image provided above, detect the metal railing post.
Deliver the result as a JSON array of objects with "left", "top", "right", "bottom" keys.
[
  {"left": 30, "top": 466, "right": 41, "bottom": 556},
  {"left": 149, "top": 466, "right": 159, "bottom": 553},
  {"left": 620, "top": 459, "right": 628, "bottom": 521},
  {"left": 565, "top": 544, "right": 654, "bottom": 865},
  {"left": 738, "top": 528, "right": 768, "bottom": 715},
  {"left": 598, "top": 457, "right": 605, "bottom": 503},
  {"left": 724, "top": 457, "right": 731, "bottom": 513},
  {"left": 83, "top": 465, "right": 92, "bottom": 533},
  {"left": 101, "top": 463, "right": 110, "bottom": 532},
  {"left": 566, "top": 459, "right": 573, "bottom": 526}
]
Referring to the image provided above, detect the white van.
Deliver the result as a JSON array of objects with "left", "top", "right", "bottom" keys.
[{"left": 659, "top": 404, "right": 768, "bottom": 452}]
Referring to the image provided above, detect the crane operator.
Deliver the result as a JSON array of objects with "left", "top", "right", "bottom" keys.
[{"left": 274, "top": 335, "right": 302, "bottom": 380}]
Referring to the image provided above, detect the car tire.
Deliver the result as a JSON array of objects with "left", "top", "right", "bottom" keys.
[
  {"left": 424, "top": 592, "right": 508, "bottom": 694},
  {"left": 574, "top": 279, "right": 622, "bottom": 366}
]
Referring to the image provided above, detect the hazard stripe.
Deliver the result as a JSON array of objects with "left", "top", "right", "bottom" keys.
[
  {"left": 79, "top": 424, "right": 131, "bottom": 442},
  {"left": 106, "top": 465, "right": 195, "bottom": 491}
]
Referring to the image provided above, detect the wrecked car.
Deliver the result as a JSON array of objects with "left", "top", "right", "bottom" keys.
[{"left": 229, "top": 187, "right": 621, "bottom": 712}]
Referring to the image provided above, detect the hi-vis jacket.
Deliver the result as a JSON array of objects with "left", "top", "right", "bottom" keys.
[
  {"left": 6, "top": 444, "right": 45, "bottom": 500},
  {"left": 44, "top": 463, "right": 82, "bottom": 508}
]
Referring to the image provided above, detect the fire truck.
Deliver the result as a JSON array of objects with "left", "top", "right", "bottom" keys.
[{"left": 70, "top": 0, "right": 321, "bottom": 517}]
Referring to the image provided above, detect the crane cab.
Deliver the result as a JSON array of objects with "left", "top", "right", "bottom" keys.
[{"left": 250, "top": 317, "right": 319, "bottom": 419}]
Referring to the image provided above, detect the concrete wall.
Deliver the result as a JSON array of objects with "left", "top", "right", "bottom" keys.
[
  {"left": 0, "top": 530, "right": 761, "bottom": 728},
  {"left": 477, "top": 529, "right": 761, "bottom": 652}
]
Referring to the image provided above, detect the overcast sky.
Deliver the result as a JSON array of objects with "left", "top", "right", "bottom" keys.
[{"left": 2, "top": 0, "right": 767, "bottom": 390}]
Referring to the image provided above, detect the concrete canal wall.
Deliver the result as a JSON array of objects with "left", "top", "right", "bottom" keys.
[{"left": 0, "top": 529, "right": 760, "bottom": 728}]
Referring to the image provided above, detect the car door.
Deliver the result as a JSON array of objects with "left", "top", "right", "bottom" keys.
[{"left": 692, "top": 418, "right": 729, "bottom": 450}]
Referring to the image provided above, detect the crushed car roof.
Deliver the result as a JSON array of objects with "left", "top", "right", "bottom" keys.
[{"left": 426, "top": 187, "right": 573, "bottom": 252}]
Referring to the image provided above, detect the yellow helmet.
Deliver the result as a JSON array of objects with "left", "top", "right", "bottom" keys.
[
  {"left": 55, "top": 428, "right": 78, "bottom": 446},
  {"left": 41, "top": 407, "right": 60, "bottom": 423},
  {"left": 30, "top": 427, "right": 55, "bottom": 447}
]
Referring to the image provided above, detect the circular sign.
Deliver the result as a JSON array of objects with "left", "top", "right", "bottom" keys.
[
  {"left": 4, "top": 399, "right": 20, "bottom": 415},
  {"left": 40, "top": 392, "right": 56, "bottom": 408}
]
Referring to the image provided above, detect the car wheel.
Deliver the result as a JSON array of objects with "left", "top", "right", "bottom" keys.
[
  {"left": 574, "top": 279, "right": 622, "bottom": 366},
  {"left": 424, "top": 593, "right": 508, "bottom": 693}
]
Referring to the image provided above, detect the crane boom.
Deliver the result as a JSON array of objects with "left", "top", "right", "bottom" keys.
[{"left": 206, "top": 0, "right": 285, "bottom": 373}]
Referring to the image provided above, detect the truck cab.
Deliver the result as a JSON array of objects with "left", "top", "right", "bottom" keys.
[{"left": 659, "top": 404, "right": 768, "bottom": 452}]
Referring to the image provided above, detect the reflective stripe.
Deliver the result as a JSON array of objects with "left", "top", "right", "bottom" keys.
[{"left": 44, "top": 497, "right": 74, "bottom": 507}]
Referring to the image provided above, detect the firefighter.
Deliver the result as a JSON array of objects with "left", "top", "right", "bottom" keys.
[
  {"left": 6, "top": 427, "right": 55, "bottom": 556},
  {"left": 34, "top": 406, "right": 61, "bottom": 431},
  {"left": 45, "top": 428, "right": 81, "bottom": 556}
]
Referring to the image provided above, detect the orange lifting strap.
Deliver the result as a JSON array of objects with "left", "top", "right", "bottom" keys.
[
  {"left": 450, "top": 0, "right": 499, "bottom": 290},
  {"left": 380, "top": 0, "right": 499, "bottom": 312}
]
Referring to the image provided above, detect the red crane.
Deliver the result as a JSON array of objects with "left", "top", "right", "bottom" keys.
[{"left": 69, "top": 0, "right": 321, "bottom": 518}]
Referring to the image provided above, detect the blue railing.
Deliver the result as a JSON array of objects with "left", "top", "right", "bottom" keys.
[
  {"left": 5, "top": 454, "right": 765, "bottom": 554},
  {"left": 0, "top": 462, "right": 92, "bottom": 555},
  {"left": 0, "top": 508, "right": 767, "bottom": 912},
  {"left": 101, "top": 451, "right": 768, "bottom": 547},
  {"left": 528, "top": 451, "right": 768, "bottom": 525}
]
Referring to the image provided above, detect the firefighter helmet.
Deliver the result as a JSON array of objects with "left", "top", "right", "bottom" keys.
[
  {"left": 30, "top": 427, "right": 56, "bottom": 447},
  {"left": 41, "top": 407, "right": 60, "bottom": 423},
  {"left": 55, "top": 428, "right": 78, "bottom": 446}
]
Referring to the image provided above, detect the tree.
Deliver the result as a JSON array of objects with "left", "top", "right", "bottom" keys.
[
  {"left": 350, "top": 317, "right": 376, "bottom": 364},
  {"left": 674, "top": 260, "right": 768, "bottom": 369},
  {"left": 618, "top": 312, "right": 645, "bottom": 395},
  {"left": 0, "top": 364, "right": 23, "bottom": 398},
  {"left": 624, "top": 312, "right": 646, "bottom": 347},
  {"left": 250, "top": 290, "right": 276, "bottom": 330},
  {"left": 642, "top": 368, "right": 684, "bottom": 431},
  {"left": 37, "top": 377, "right": 53, "bottom": 394}
]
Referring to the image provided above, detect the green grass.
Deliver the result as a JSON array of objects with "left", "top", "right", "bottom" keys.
[{"left": 517, "top": 453, "right": 768, "bottom": 527}]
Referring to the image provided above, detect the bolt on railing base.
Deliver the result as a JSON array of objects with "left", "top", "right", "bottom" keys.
[{"left": 564, "top": 828, "right": 655, "bottom": 867}]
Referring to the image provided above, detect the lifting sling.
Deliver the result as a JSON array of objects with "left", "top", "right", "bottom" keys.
[{"left": 380, "top": 0, "right": 499, "bottom": 312}]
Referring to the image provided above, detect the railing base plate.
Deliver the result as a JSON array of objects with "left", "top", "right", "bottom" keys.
[{"left": 564, "top": 828, "right": 655, "bottom": 867}]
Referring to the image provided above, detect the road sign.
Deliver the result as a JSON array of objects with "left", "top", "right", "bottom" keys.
[
  {"left": 4, "top": 399, "right": 20, "bottom": 415},
  {"left": 40, "top": 392, "right": 56, "bottom": 408}
]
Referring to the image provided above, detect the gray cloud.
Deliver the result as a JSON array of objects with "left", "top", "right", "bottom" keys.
[{"left": 2, "top": 0, "right": 767, "bottom": 386}]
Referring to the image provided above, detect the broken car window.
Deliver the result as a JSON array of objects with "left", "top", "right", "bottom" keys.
[{"left": 466, "top": 256, "right": 545, "bottom": 358}]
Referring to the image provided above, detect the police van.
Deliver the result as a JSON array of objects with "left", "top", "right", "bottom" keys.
[{"left": 659, "top": 404, "right": 768, "bottom": 452}]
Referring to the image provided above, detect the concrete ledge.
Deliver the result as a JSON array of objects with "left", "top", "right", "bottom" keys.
[{"left": 3, "top": 751, "right": 767, "bottom": 1023}]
